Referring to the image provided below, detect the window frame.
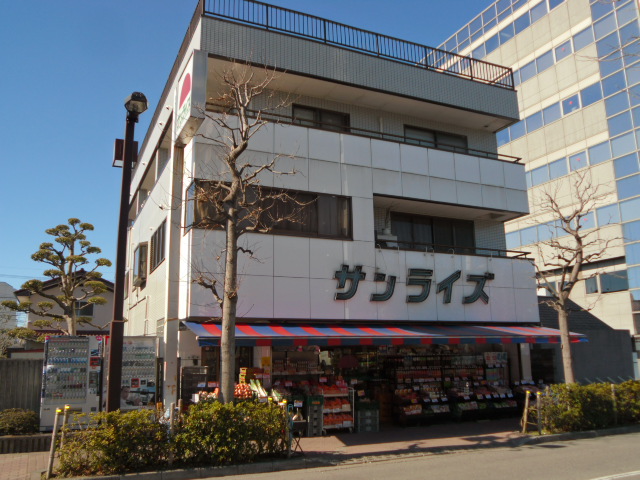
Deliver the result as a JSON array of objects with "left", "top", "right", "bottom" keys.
[
  {"left": 404, "top": 125, "right": 468, "bottom": 153},
  {"left": 133, "top": 243, "right": 148, "bottom": 287},
  {"left": 292, "top": 104, "right": 350, "bottom": 132},
  {"left": 150, "top": 219, "right": 166, "bottom": 273}
]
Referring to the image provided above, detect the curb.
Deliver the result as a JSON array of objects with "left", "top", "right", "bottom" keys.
[{"left": 51, "top": 425, "right": 640, "bottom": 480}]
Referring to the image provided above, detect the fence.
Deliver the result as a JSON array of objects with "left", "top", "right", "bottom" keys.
[{"left": 0, "top": 359, "right": 43, "bottom": 412}]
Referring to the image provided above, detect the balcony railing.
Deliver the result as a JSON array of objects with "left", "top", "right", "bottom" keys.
[
  {"left": 206, "top": 103, "right": 522, "bottom": 164},
  {"left": 375, "top": 239, "right": 530, "bottom": 259},
  {"left": 203, "top": 0, "right": 514, "bottom": 90}
]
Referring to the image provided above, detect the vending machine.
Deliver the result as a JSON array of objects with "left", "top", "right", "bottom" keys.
[
  {"left": 119, "top": 336, "right": 157, "bottom": 410},
  {"left": 39, "top": 336, "right": 103, "bottom": 431}
]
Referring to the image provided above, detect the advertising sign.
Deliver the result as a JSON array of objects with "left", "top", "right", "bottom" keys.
[{"left": 175, "top": 50, "right": 207, "bottom": 145}]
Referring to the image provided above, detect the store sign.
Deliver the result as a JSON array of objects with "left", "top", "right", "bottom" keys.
[
  {"left": 334, "top": 264, "right": 494, "bottom": 305},
  {"left": 174, "top": 50, "right": 207, "bottom": 145}
]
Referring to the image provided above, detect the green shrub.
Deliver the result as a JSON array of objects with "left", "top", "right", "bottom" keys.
[
  {"left": 616, "top": 380, "right": 640, "bottom": 424},
  {"left": 0, "top": 408, "right": 39, "bottom": 436},
  {"left": 174, "top": 401, "right": 287, "bottom": 467},
  {"left": 536, "top": 381, "right": 640, "bottom": 434},
  {"left": 56, "top": 409, "right": 170, "bottom": 477}
]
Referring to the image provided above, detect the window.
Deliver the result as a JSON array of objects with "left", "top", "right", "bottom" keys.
[
  {"left": 627, "top": 242, "right": 640, "bottom": 266},
  {"left": 573, "top": 27, "right": 594, "bottom": 52},
  {"left": 74, "top": 301, "right": 94, "bottom": 318},
  {"left": 554, "top": 40, "right": 572, "bottom": 62},
  {"left": 520, "top": 61, "right": 537, "bottom": 83},
  {"left": 549, "top": 158, "right": 568, "bottom": 179},
  {"left": 486, "top": 34, "right": 500, "bottom": 54},
  {"left": 497, "top": 128, "right": 510, "bottom": 147},
  {"left": 536, "top": 50, "right": 554, "bottom": 73},
  {"left": 602, "top": 70, "right": 627, "bottom": 97},
  {"left": 562, "top": 94, "right": 580, "bottom": 115},
  {"left": 156, "top": 148, "right": 170, "bottom": 177},
  {"left": 510, "top": 120, "right": 526, "bottom": 141},
  {"left": 520, "top": 226, "right": 538, "bottom": 246},
  {"left": 585, "top": 276, "right": 598, "bottom": 294},
  {"left": 621, "top": 197, "right": 640, "bottom": 222},
  {"left": 605, "top": 91, "right": 629, "bottom": 116},
  {"left": 150, "top": 220, "right": 166, "bottom": 272},
  {"left": 609, "top": 111, "right": 633, "bottom": 136},
  {"left": 133, "top": 243, "right": 148, "bottom": 287},
  {"left": 611, "top": 131, "right": 636, "bottom": 157},
  {"left": 600, "top": 270, "right": 629, "bottom": 293},
  {"left": 543, "top": 103, "right": 562, "bottom": 124},
  {"left": 292, "top": 105, "right": 349, "bottom": 132},
  {"left": 404, "top": 126, "right": 468, "bottom": 153},
  {"left": 531, "top": 165, "right": 550, "bottom": 185},
  {"left": 526, "top": 111, "right": 544, "bottom": 133},
  {"left": 591, "top": 0, "right": 614, "bottom": 21},
  {"left": 581, "top": 83, "right": 603, "bottom": 108},
  {"left": 388, "top": 213, "right": 475, "bottom": 253},
  {"left": 506, "top": 231, "right": 521, "bottom": 249},
  {"left": 530, "top": 1, "right": 548, "bottom": 23},
  {"left": 617, "top": 174, "right": 640, "bottom": 199},
  {"left": 186, "top": 180, "right": 351, "bottom": 240},
  {"left": 597, "top": 203, "right": 620, "bottom": 225},
  {"left": 594, "top": 13, "right": 617, "bottom": 40},
  {"left": 569, "top": 151, "right": 588, "bottom": 171},
  {"left": 588, "top": 141, "right": 611, "bottom": 165},
  {"left": 600, "top": 53, "right": 624, "bottom": 78},
  {"left": 514, "top": 13, "right": 531, "bottom": 35},
  {"left": 499, "top": 23, "right": 515, "bottom": 44}
]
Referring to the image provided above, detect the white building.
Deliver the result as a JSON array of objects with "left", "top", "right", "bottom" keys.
[
  {"left": 125, "top": 0, "right": 579, "bottom": 418},
  {"left": 439, "top": 0, "right": 640, "bottom": 378}
]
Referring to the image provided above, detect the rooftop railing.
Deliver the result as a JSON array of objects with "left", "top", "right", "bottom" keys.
[{"left": 203, "top": 0, "right": 514, "bottom": 90}]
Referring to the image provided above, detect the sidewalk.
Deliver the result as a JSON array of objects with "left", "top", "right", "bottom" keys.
[{"left": 3, "top": 417, "right": 638, "bottom": 480}]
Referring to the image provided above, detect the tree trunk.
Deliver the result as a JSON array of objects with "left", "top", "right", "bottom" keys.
[
  {"left": 220, "top": 214, "right": 239, "bottom": 403},
  {"left": 557, "top": 308, "right": 575, "bottom": 384}
]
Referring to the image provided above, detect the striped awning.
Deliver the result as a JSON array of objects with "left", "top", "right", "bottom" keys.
[{"left": 183, "top": 322, "right": 587, "bottom": 347}]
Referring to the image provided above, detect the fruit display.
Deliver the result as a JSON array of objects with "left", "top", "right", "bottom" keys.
[
  {"left": 323, "top": 397, "right": 351, "bottom": 413},
  {"left": 323, "top": 413, "right": 353, "bottom": 428},
  {"left": 234, "top": 383, "right": 253, "bottom": 399}
]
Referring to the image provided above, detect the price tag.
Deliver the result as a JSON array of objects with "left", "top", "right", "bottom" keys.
[
  {"left": 433, "top": 398, "right": 439, "bottom": 403},
  {"left": 319, "top": 377, "right": 327, "bottom": 383},
  {"left": 441, "top": 397, "right": 448, "bottom": 402},
  {"left": 294, "top": 400, "right": 303, "bottom": 408},
  {"left": 424, "top": 398, "right": 431, "bottom": 402},
  {"left": 413, "top": 385, "right": 420, "bottom": 391},
  {"left": 473, "top": 382, "right": 479, "bottom": 386},
  {"left": 507, "top": 394, "right": 513, "bottom": 398},
  {"left": 358, "top": 390, "right": 365, "bottom": 397},
  {"left": 500, "top": 394, "right": 506, "bottom": 398},
  {"left": 285, "top": 381, "right": 293, "bottom": 387},
  {"left": 463, "top": 395, "right": 470, "bottom": 401},
  {"left": 350, "top": 378, "right": 358, "bottom": 385},
  {"left": 477, "top": 394, "right": 484, "bottom": 399}
]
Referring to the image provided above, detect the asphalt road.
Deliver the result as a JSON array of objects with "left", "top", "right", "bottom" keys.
[{"left": 217, "top": 432, "right": 640, "bottom": 480}]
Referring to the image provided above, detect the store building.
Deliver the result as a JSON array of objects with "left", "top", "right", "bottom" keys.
[
  {"left": 439, "top": 0, "right": 640, "bottom": 378},
  {"left": 125, "top": 0, "right": 585, "bottom": 426}
]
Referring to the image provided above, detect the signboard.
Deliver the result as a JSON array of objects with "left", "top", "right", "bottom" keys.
[{"left": 175, "top": 50, "right": 207, "bottom": 145}]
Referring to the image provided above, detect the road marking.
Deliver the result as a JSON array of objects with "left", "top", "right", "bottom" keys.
[{"left": 590, "top": 472, "right": 640, "bottom": 480}]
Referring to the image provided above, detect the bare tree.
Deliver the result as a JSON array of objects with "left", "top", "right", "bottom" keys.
[
  {"left": 1, "top": 219, "right": 112, "bottom": 336},
  {"left": 190, "top": 64, "right": 305, "bottom": 403},
  {"left": 531, "top": 171, "right": 618, "bottom": 383}
]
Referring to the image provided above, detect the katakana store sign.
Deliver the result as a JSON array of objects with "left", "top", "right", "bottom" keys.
[{"left": 334, "top": 265, "right": 494, "bottom": 305}]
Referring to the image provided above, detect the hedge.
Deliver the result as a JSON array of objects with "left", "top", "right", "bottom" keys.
[
  {"left": 533, "top": 380, "right": 640, "bottom": 434},
  {"left": 55, "top": 401, "right": 288, "bottom": 477}
]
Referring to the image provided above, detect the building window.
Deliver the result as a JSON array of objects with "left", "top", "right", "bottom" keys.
[
  {"left": 404, "top": 126, "right": 468, "bottom": 153},
  {"left": 150, "top": 220, "right": 166, "bottom": 272},
  {"left": 292, "top": 105, "right": 349, "bottom": 132},
  {"left": 384, "top": 212, "right": 475, "bottom": 253},
  {"left": 74, "top": 301, "right": 94, "bottom": 318},
  {"left": 585, "top": 276, "right": 598, "bottom": 294},
  {"left": 600, "top": 270, "right": 629, "bottom": 293},
  {"left": 133, "top": 243, "right": 148, "bottom": 287},
  {"left": 186, "top": 181, "right": 351, "bottom": 240}
]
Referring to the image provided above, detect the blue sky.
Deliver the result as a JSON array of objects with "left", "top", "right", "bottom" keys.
[{"left": 0, "top": 0, "right": 492, "bottom": 288}]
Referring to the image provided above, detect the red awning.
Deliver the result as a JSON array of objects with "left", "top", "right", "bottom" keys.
[{"left": 183, "top": 322, "right": 587, "bottom": 347}]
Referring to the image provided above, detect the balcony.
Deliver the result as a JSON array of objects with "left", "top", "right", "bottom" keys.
[{"left": 203, "top": 0, "right": 514, "bottom": 90}]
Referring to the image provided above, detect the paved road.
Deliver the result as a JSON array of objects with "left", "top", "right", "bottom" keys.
[{"left": 220, "top": 433, "right": 640, "bottom": 480}]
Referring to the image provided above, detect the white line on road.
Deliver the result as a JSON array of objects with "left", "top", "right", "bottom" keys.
[{"left": 590, "top": 471, "right": 640, "bottom": 480}]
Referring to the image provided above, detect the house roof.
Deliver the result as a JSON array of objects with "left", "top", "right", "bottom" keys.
[
  {"left": 537, "top": 296, "right": 617, "bottom": 332},
  {"left": 14, "top": 270, "right": 114, "bottom": 297}
]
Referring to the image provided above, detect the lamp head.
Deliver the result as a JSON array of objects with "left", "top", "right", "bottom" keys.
[{"left": 124, "top": 92, "right": 148, "bottom": 116}]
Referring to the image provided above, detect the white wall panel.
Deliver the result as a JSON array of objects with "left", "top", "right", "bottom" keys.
[
  {"left": 371, "top": 139, "right": 400, "bottom": 171},
  {"left": 479, "top": 157, "right": 505, "bottom": 187},
  {"left": 456, "top": 181, "right": 482, "bottom": 207},
  {"left": 342, "top": 135, "right": 372, "bottom": 167},
  {"left": 274, "top": 236, "right": 310, "bottom": 278},
  {"left": 274, "top": 124, "right": 308, "bottom": 158},
  {"left": 309, "top": 129, "right": 340, "bottom": 162},
  {"left": 351, "top": 197, "right": 375, "bottom": 242},
  {"left": 309, "top": 159, "right": 342, "bottom": 195},
  {"left": 341, "top": 164, "right": 373, "bottom": 198},
  {"left": 236, "top": 275, "right": 274, "bottom": 318},
  {"left": 310, "top": 278, "right": 345, "bottom": 319},
  {"left": 429, "top": 177, "right": 458, "bottom": 204},
  {"left": 310, "top": 239, "right": 345, "bottom": 279},
  {"left": 454, "top": 153, "right": 481, "bottom": 184},
  {"left": 372, "top": 167, "right": 402, "bottom": 196},
  {"left": 428, "top": 150, "right": 456, "bottom": 179},
  {"left": 400, "top": 144, "right": 429, "bottom": 175},
  {"left": 274, "top": 277, "right": 311, "bottom": 318},
  {"left": 401, "top": 173, "right": 430, "bottom": 200}
]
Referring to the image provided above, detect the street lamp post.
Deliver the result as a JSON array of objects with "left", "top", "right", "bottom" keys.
[{"left": 106, "top": 92, "right": 148, "bottom": 412}]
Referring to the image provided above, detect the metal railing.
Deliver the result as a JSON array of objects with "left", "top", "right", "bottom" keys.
[
  {"left": 203, "top": 0, "right": 514, "bottom": 90},
  {"left": 375, "top": 238, "right": 530, "bottom": 259},
  {"left": 205, "top": 103, "right": 522, "bottom": 164}
]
